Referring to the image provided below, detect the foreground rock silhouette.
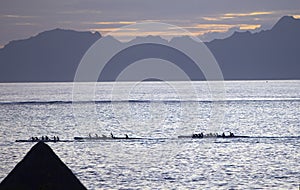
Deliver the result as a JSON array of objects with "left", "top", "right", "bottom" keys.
[{"left": 0, "top": 142, "right": 87, "bottom": 190}]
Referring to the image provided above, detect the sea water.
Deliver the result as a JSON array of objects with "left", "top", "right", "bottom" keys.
[{"left": 0, "top": 81, "right": 299, "bottom": 189}]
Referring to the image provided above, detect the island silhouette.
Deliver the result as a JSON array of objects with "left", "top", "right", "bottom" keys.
[{"left": 0, "top": 16, "right": 299, "bottom": 82}]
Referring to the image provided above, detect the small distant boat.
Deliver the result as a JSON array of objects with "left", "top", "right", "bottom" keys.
[
  {"left": 15, "top": 139, "right": 70, "bottom": 142},
  {"left": 74, "top": 135, "right": 142, "bottom": 140},
  {"left": 178, "top": 133, "right": 250, "bottom": 139},
  {"left": 15, "top": 136, "right": 68, "bottom": 142},
  {"left": 74, "top": 136, "right": 110, "bottom": 140},
  {"left": 111, "top": 136, "right": 142, "bottom": 140}
]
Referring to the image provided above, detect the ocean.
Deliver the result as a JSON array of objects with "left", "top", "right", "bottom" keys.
[{"left": 0, "top": 80, "right": 299, "bottom": 189}]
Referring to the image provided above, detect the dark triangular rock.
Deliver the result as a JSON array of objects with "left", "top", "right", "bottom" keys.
[{"left": 0, "top": 142, "right": 87, "bottom": 190}]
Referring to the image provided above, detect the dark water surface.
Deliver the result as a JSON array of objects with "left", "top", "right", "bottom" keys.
[{"left": 0, "top": 81, "right": 299, "bottom": 189}]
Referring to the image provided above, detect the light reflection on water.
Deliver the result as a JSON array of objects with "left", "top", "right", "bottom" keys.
[
  {"left": 52, "top": 138, "right": 300, "bottom": 189},
  {"left": 0, "top": 81, "right": 299, "bottom": 189}
]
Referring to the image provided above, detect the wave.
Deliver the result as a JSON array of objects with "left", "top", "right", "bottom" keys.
[{"left": 0, "top": 98, "right": 300, "bottom": 105}]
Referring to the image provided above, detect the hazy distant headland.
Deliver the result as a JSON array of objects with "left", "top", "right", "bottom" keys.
[{"left": 0, "top": 16, "right": 299, "bottom": 82}]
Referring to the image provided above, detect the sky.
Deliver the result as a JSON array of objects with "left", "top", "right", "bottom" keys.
[{"left": 0, "top": 0, "right": 300, "bottom": 47}]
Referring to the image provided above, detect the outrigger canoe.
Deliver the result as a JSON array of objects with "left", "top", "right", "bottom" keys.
[
  {"left": 15, "top": 139, "right": 70, "bottom": 142},
  {"left": 178, "top": 135, "right": 250, "bottom": 139},
  {"left": 74, "top": 136, "right": 143, "bottom": 140}
]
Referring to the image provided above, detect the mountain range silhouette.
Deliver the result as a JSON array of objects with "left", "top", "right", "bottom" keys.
[
  {"left": 207, "top": 16, "right": 300, "bottom": 80},
  {"left": 0, "top": 16, "right": 299, "bottom": 82}
]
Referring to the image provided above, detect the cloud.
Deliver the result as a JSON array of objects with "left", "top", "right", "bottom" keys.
[
  {"left": 60, "top": 9, "right": 102, "bottom": 15},
  {"left": 183, "top": 24, "right": 236, "bottom": 34},
  {"left": 195, "top": 24, "right": 234, "bottom": 29},
  {"left": 84, "top": 20, "right": 163, "bottom": 26},
  {"left": 1, "top": 0, "right": 299, "bottom": 47},
  {"left": 202, "top": 11, "right": 274, "bottom": 22},
  {"left": 293, "top": 14, "right": 300, "bottom": 19},
  {"left": 224, "top": 11, "right": 273, "bottom": 18},
  {"left": 90, "top": 27, "right": 138, "bottom": 33},
  {"left": 91, "top": 21, "right": 137, "bottom": 25},
  {"left": 194, "top": 23, "right": 261, "bottom": 32},
  {"left": 88, "top": 22, "right": 263, "bottom": 41},
  {"left": 202, "top": 16, "right": 234, "bottom": 21},
  {"left": 239, "top": 24, "right": 261, "bottom": 30},
  {"left": 202, "top": 17, "right": 221, "bottom": 21},
  {"left": 86, "top": 20, "right": 183, "bottom": 35},
  {"left": 90, "top": 26, "right": 199, "bottom": 42},
  {"left": 1, "top": 14, "right": 35, "bottom": 19},
  {"left": 14, "top": 22, "right": 37, "bottom": 26}
]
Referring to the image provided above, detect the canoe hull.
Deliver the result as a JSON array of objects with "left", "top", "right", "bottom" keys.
[
  {"left": 15, "top": 140, "right": 69, "bottom": 142},
  {"left": 178, "top": 135, "right": 250, "bottom": 139},
  {"left": 74, "top": 136, "right": 142, "bottom": 140}
]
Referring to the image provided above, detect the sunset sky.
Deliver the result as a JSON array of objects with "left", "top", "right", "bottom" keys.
[{"left": 1, "top": 0, "right": 300, "bottom": 47}]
